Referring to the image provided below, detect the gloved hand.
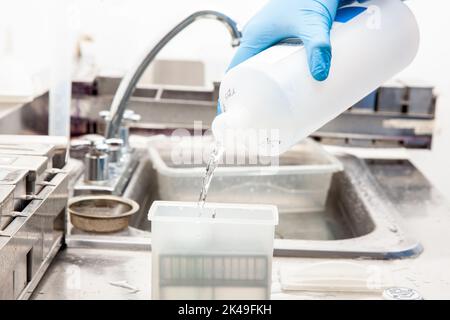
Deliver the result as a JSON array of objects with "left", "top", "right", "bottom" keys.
[{"left": 227, "top": 0, "right": 368, "bottom": 81}]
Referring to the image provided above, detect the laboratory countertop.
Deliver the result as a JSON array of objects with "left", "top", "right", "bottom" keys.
[
  {"left": 31, "top": 248, "right": 152, "bottom": 300},
  {"left": 32, "top": 146, "right": 450, "bottom": 300}
]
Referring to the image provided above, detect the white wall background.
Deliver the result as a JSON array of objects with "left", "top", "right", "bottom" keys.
[
  {"left": 0, "top": 0, "right": 450, "bottom": 197},
  {"left": 0, "top": 0, "right": 266, "bottom": 83},
  {"left": 398, "top": 1, "right": 450, "bottom": 200},
  {"left": 1, "top": 1, "right": 448, "bottom": 87}
]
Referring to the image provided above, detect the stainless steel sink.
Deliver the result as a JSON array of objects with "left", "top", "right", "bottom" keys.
[
  {"left": 134, "top": 151, "right": 422, "bottom": 259},
  {"left": 64, "top": 140, "right": 423, "bottom": 260},
  {"left": 63, "top": 136, "right": 422, "bottom": 260},
  {"left": 272, "top": 154, "right": 422, "bottom": 258}
]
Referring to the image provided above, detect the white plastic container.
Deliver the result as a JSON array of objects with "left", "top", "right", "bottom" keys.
[
  {"left": 148, "top": 201, "right": 278, "bottom": 300},
  {"left": 148, "top": 136, "right": 342, "bottom": 213},
  {"left": 213, "top": 0, "right": 420, "bottom": 156}
]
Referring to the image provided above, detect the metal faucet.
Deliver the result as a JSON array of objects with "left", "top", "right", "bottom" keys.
[{"left": 104, "top": 10, "right": 242, "bottom": 139}]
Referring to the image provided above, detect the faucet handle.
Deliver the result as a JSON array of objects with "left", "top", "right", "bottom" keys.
[
  {"left": 101, "top": 109, "right": 140, "bottom": 125},
  {"left": 105, "top": 138, "right": 123, "bottom": 145},
  {"left": 71, "top": 139, "right": 92, "bottom": 150},
  {"left": 99, "top": 110, "right": 111, "bottom": 121},
  {"left": 123, "top": 110, "right": 141, "bottom": 125},
  {"left": 123, "top": 109, "right": 135, "bottom": 117},
  {"left": 71, "top": 135, "right": 103, "bottom": 152},
  {"left": 92, "top": 141, "right": 109, "bottom": 154},
  {"left": 78, "top": 135, "right": 109, "bottom": 154}
]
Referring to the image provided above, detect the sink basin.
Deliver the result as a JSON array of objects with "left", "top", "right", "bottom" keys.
[
  {"left": 272, "top": 154, "right": 421, "bottom": 259},
  {"left": 66, "top": 138, "right": 422, "bottom": 260},
  {"left": 147, "top": 136, "right": 343, "bottom": 213},
  {"left": 127, "top": 140, "right": 421, "bottom": 260}
]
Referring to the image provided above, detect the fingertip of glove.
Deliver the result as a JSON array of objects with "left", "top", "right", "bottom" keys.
[{"left": 311, "top": 47, "right": 332, "bottom": 81}]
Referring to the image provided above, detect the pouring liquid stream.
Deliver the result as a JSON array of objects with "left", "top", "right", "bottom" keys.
[{"left": 198, "top": 141, "right": 224, "bottom": 217}]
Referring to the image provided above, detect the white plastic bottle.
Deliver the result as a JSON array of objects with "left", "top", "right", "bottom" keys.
[{"left": 212, "top": 0, "right": 420, "bottom": 156}]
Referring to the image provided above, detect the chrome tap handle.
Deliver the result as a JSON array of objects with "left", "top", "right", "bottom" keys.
[
  {"left": 100, "top": 110, "right": 141, "bottom": 126},
  {"left": 99, "top": 110, "right": 111, "bottom": 121},
  {"left": 122, "top": 110, "right": 141, "bottom": 126}
]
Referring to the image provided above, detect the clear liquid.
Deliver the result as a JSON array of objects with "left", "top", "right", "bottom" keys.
[{"left": 198, "top": 141, "right": 223, "bottom": 216}]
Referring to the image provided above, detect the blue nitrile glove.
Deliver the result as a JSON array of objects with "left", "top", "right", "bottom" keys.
[
  {"left": 229, "top": 0, "right": 369, "bottom": 80},
  {"left": 217, "top": 0, "right": 367, "bottom": 113}
]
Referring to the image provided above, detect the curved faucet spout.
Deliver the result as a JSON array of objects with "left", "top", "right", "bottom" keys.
[{"left": 105, "top": 10, "right": 242, "bottom": 139}]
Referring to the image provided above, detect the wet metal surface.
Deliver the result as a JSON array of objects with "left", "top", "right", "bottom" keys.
[
  {"left": 31, "top": 248, "right": 151, "bottom": 300},
  {"left": 32, "top": 148, "right": 450, "bottom": 299}
]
